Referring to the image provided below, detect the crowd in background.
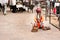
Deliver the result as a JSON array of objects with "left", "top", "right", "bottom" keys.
[{"left": 0, "top": 0, "right": 60, "bottom": 16}]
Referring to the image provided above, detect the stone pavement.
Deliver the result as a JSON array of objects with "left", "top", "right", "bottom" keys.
[
  {"left": 0, "top": 5, "right": 60, "bottom": 40},
  {"left": 0, "top": 11, "right": 60, "bottom": 40}
]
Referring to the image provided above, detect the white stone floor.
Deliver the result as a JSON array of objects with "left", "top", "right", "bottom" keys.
[
  {"left": 0, "top": 6, "right": 60, "bottom": 40},
  {"left": 0, "top": 11, "right": 60, "bottom": 40}
]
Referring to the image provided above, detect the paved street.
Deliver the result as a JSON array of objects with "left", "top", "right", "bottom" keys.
[{"left": 0, "top": 7, "right": 60, "bottom": 40}]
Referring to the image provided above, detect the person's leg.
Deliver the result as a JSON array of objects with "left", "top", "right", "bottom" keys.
[
  {"left": 36, "top": 13, "right": 39, "bottom": 19},
  {"left": 40, "top": 22, "right": 44, "bottom": 29},
  {"left": 12, "top": 5, "right": 15, "bottom": 12},
  {"left": 2, "top": 3, "right": 7, "bottom": 15},
  {"left": 0, "top": 3, "right": 1, "bottom": 11},
  {"left": 39, "top": 13, "right": 41, "bottom": 18},
  {"left": 12, "top": 5, "right": 16, "bottom": 13},
  {"left": 4, "top": 4, "right": 7, "bottom": 15},
  {"left": 2, "top": 5, "right": 4, "bottom": 13},
  {"left": 10, "top": 5, "right": 13, "bottom": 11},
  {"left": 36, "top": 13, "right": 41, "bottom": 19}
]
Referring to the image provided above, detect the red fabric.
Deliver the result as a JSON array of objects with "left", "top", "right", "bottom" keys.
[
  {"left": 36, "top": 19, "right": 40, "bottom": 28},
  {"left": 36, "top": 8, "right": 41, "bottom": 13},
  {"left": 53, "top": 8, "right": 56, "bottom": 14},
  {"left": 37, "top": 23, "right": 40, "bottom": 28}
]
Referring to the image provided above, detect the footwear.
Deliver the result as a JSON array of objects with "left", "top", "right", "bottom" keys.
[
  {"left": 38, "top": 27, "right": 42, "bottom": 29},
  {"left": 3, "top": 14, "right": 6, "bottom": 15}
]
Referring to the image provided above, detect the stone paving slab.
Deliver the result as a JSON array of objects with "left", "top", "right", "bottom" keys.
[
  {"left": 0, "top": 6, "right": 60, "bottom": 40},
  {"left": 0, "top": 12, "right": 60, "bottom": 40}
]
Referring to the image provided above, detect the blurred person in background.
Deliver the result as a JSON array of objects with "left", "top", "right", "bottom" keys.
[
  {"left": 50, "top": 0, "right": 56, "bottom": 9},
  {"left": 54, "top": 2, "right": 60, "bottom": 20},
  {"left": 9, "top": 0, "right": 16, "bottom": 13},
  {"left": 0, "top": 0, "right": 2, "bottom": 11},
  {"left": 46, "top": 0, "right": 50, "bottom": 14},
  {"left": 1, "top": 0, "right": 8, "bottom": 15}
]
